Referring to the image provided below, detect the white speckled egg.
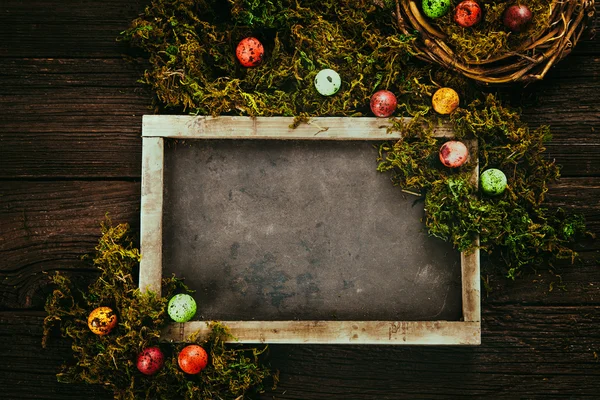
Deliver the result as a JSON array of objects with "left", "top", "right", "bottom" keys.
[{"left": 314, "top": 69, "right": 341, "bottom": 96}]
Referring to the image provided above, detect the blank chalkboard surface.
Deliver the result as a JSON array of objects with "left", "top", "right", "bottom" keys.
[{"left": 162, "top": 139, "right": 462, "bottom": 322}]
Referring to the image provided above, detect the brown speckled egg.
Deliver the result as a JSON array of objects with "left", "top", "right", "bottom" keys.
[
  {"left": 87, "top": 306, "right": 117, "bottom": 336},
  {"left": 454, "top": 1, "right": 482, "bottom": 28},
  {"left": 439, "top": 141, "right": 469, "bottom": 168},
  {"left": 236, "top": 37, "right": 264, "bottom": 67},
  {"left": 136, "top": 347, "right": 165, "bottom": 376},
  {"left": 370, "top": 90, "right": 397, "bottom": 117},
  {"left": 432, "top": 87, "right": 460, "bottom": 115},
  {"left": 178, "top": 345, "right": 209, "bottom": 375}
]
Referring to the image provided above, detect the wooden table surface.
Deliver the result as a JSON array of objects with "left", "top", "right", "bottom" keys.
[{"left": 1, "top": 1, "right": 599, "bottom": 398}]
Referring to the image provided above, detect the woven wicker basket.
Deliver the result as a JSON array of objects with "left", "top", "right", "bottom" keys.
[{"left": 394, "top": 0, "right": 596, "bottom": 84}]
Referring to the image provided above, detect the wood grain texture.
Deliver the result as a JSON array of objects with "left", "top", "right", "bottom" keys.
[
  {"left": 139, "top": 137, "right": 163, "bottom": 295},
  {"left": 142, "top": 115, "right": 454, "bottom": 139},
  {"left": 0, "top": 181, "right": 140, "bottom": 309},
  {"left": 163, "top": 320, "right": 481, "bottom": 345},
  {"left": 3, "top": 304, "right": 598, "bottom": 399},
  {"left": 0, "top": 0, "right": 599, "bottom": 397},
  {"left": 0, "top": 0, "right": 149, "bottom": 58}
]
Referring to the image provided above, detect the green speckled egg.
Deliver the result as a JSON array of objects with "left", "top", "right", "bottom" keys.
[
  {"left": 480, "top": 168, "right": 507, "bottom": 196},
  {"left": 168, "top": 294, "right": 197, "bottom": 322},
  {"left": 422, "top": 0, "right": 451, "bottom": 18},
  {"left": 314, "top": 69, "right": 341, "bottom": 96}
]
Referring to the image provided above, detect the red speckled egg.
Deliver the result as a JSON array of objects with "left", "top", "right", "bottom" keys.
[
  {"left": 236, "top": 37, "right": 264, "bottom": 67},
  {"left": 87, "top": 306, "right": 117, "bottom": 336},
  {"left": 454, "top": 1, "right": 483, "bottom": 28},
  {"left": 136, "top": 347, "right": 165, "bottom": 376},
  {"left": 439, "top": 141, "right": 469, "bottom": 168},
  {"left": 178, "top": 345, "right": 208, "bottom": 375},
  {"left": 370, "top": 90, "right": 397, "bottom": 117}
]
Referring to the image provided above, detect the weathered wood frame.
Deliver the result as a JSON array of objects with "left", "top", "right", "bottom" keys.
[{"left": 140, "top": 115, "right": 481, "bottom": 345}]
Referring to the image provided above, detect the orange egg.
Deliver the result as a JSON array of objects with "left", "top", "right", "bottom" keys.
[
  {"left": 87, "top": 306, "right": 117, "bottom": 336},
  {"left": 178, "top": 345, "right": 209, "bottom": 375},
  {"left": 432, "top": 87, "right": 460, "bottom": 115},
  {"left": 236, "top": 37, "right": 264, "bottom": 67}
]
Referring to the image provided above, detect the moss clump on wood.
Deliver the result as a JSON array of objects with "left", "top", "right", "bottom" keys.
[
  {"left": 120, "top": 0, "right": 432, "bottom": 116},
  {"left": 378, "top": 95, "right": 590, "bottom": 278},
  {"left": 43, "top": 221, "right": 275, "bottom": 399}
]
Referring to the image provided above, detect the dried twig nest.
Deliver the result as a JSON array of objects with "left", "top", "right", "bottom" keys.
[{"left": 394, "top": 0, "right": 596, "bottom": 84}]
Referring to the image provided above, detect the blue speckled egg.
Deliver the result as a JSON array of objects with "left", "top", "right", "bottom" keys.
[
  {"left": 422, "top": 0, "right": 451, "bottom": 18},
  {"left": 168, "top": 294, "right": 197, "bottom": 322}
]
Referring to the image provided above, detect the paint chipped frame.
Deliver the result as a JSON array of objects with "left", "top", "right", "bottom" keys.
[{"left": 140, "top": 115, "right": 481, "bottom": 345}]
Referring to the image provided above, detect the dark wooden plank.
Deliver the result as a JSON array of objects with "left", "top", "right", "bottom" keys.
[
  {"left": 0, "top": 181, "right": 139, "bottom": 310},
  {"left": 0, "top": 86, "right": 149, "bottom": 178},
  {"left": 0, "top": 0, "right": 149, "bottom": 59},
  {"left": 483, "top": 251, "right": 600, "bottom": 306},
  {"left": 268, "top": 307, "right": 600, "bottom": 399},
  {"left": 0, "top": 312, "right": 110, "bottom": 399},
  {"left": 0, "top": 58, "right": 148, "bottom": 90},
  {"left": 546, "top": 178, "right": 600, "bottom": 233},
  {"left": 2, "top": 305, "right": 598, "bottom": 399},
  {"left": 481, "top": 177, "right": 600, "bottom": 304}
]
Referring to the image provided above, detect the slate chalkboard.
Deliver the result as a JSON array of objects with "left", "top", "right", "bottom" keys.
[{"left": 162, "top": 139, "right": 462, "bottom": 322}]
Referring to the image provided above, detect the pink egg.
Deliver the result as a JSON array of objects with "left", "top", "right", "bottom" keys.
[
  {"left": 370, "top": 90, "right": 397, "bottom": 117},
  {"left": 136, "top": 347, "right": 165, "bottom": 376},
  {"left": 439, "top": 141, "right": 469, "bottom": 168}
]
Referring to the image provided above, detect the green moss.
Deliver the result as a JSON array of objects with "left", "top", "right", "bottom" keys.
[
  {"left": 378, "top": 95, "right": 591, "bottom": 278},
  {"left": 43, "top": 220, "right": 275, "bottom": 399},
  {"left": 119, "top": 1, "right": 590, "bottom": 278},
  {"left": 120, "top": 0, "right": 422, "bottom": 116}
]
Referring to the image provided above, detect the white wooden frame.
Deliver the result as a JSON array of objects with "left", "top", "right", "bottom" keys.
[{"left": 141, "top": 115, "right": 481, "bottom": 345}]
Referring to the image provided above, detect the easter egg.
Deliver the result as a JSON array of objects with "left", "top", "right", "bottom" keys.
[
  {"left": 167, "top": 294, "right": 197, "bottom": 322},
  {"left": 503, "top": 5, "right": 533, "bottom": 32},
  {"left": 454, "top": 1, "right": 483, "bottom": 28},
  {"left": 314, "top": 69, "right": 341, "bottom": 96},
  {"left": 136, "top": 347, "right": 165, "bottom": 376},
  {"left": 439, "top": 141, "right": 469, "bottom": 168},
  {"left": 422, "top": 0, "right": 451, "bottom": 19},
  {"left": 178, "top": 345, "right": 209, "bottom": 375},
  {"left": 480, "top": 168, "right": 507, "bottom": 196},
  {"left": 432, "top": 87, "right": 459, "bottom": 115},
  {"left": 236, "top": 37, "right": 264, "bottom": 67},
  {"left": 87, "top": 306, "right": 117, "bottom": 336},
  {"left": 370, "top": 90, "right": 397, "bottom": 117}
]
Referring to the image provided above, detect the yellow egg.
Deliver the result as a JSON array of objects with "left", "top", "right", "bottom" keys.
[
  {"left": 87, "top": 306, "right": 118, "bottom": 336},
  {"left": 432, "top": 87, "right": 460, "bottom": 115}
]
